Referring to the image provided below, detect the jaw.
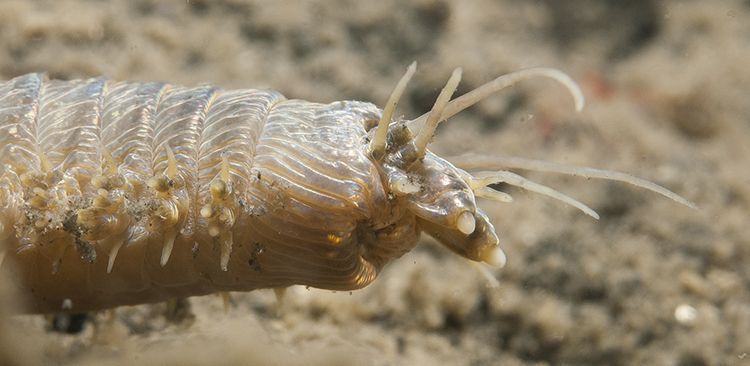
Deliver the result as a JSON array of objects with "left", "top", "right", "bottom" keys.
[{"left": 416, "top": 209, "right": 505, "bottom": 267}]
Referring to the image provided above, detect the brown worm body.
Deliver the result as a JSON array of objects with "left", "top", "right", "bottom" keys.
[
  {"left": 0, "top": 73, "right": 401, "bottom": 313},
  {"left": 0, "top": 69, "right": 693, "bottom": 314}
]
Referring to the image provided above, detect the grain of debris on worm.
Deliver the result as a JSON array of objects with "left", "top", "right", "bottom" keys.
[{"left": 0, "top": 63, "right": 695, "bottom": 313}]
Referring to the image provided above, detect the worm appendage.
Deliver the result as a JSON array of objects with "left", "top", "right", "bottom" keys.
[
  {"left": 200, "top": 156, "right": 237, "bottom": 271},
  {"left": 148, "top": 147, "right": 189, "bottom": 268}
]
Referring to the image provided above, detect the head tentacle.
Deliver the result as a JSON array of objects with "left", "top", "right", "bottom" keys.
[
  {"left": 369, "top": 62, "right": 417, "bottom": 160},
  {"left": 452, "top": 153, "right": 697, "bottom": 209},
  {"left": 407, "top": 67, "right": 585, "bottom": 133},
  {"left": 412, "top": 67, "right": 463, "bottom": 161},
  {"left": 470, "top": 170, "right": 600, "bottom": 219}
]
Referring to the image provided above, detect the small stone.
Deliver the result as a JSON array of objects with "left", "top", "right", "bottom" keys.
[{"left": 674, "top": 304, "right": 697, "bottom": 325}]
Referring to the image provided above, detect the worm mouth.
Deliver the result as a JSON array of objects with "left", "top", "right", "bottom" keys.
[{"left": 416, "top": 208, "right": 504, "bottom": 267}]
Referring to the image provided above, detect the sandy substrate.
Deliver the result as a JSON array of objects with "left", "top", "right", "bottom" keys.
[{"left": 0, "top": 1, "right": 748, "bottom": 365}]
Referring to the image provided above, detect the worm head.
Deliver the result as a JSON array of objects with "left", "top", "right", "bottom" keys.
[
  {"left": 368, "top": 62, "right": 696, "bottom": 274},
  {"left": 367, "top": 65, "right": 510, "bottom": 268},
  {"left": 367, "top": 64, "right": 589, "bottom": 268},
  {"left": 379, "top": 139, "right": 505, "bottom": 266}
]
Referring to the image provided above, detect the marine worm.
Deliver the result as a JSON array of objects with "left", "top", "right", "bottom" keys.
[{"left": 0, "top": 64, "right": 695, "bottom": 313}]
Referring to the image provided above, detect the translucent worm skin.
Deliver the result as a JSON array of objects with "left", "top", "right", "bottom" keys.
[
  {"left": 0, "top": 73, "right": 434, "bottom": 313},
  {"left": 0, "top": 70, "right": 689, "bottom": 314}
]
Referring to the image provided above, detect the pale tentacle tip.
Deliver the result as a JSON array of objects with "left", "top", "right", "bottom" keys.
[
  {"left": 679, "top": 198, "right": 699, "bottom": 211},
  {"left": 457, "top": 211, "right": 476, "bottom": 235},
  {"left": 574, "top": 96, "right": 585, "bottom": 113},
  {"left": 533, "top": 67, "right": 586, "bottom": 113},
  {"left": 481, "top": 245, "right": 507, "bottom": 268}
]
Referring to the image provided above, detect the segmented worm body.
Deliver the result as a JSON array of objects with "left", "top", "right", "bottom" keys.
[{"left": 0, "top": 66, "right": 694, "bottom": 314}]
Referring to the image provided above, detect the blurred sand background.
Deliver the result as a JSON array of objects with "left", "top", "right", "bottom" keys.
[{"left": 0, "top": 0, "right": 748, "bottom": 365}]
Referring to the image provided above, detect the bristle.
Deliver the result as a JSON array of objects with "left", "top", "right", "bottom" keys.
[
  {"left": 100, "top": 145, "right": 118, "bottom": 176},
  {"left": 273, "top": 287, "right": 287, "bottom": 315},
  {"left": 219, "top": 231, "right": 232, "bottom": 272},
  {"left": 51, "top": 241, "right": 69, "bottom": 275},
  {"left": 220, "top": 153, "right": 231, "bottom": 182},
  {"left": 107, "top": 239, "right": 125, "bottom": 273},
  {"left": 204, "top": 170, "right": 237, "bottom": 272},
  {"left": 160, "top": 232, "right": 177, "bottom": 267},
  {"left": 165, "top": 145, "right": 177, "bottom": 180},
  {"left": 220, "top": 292, "right": 232, "bottom": 313}
]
